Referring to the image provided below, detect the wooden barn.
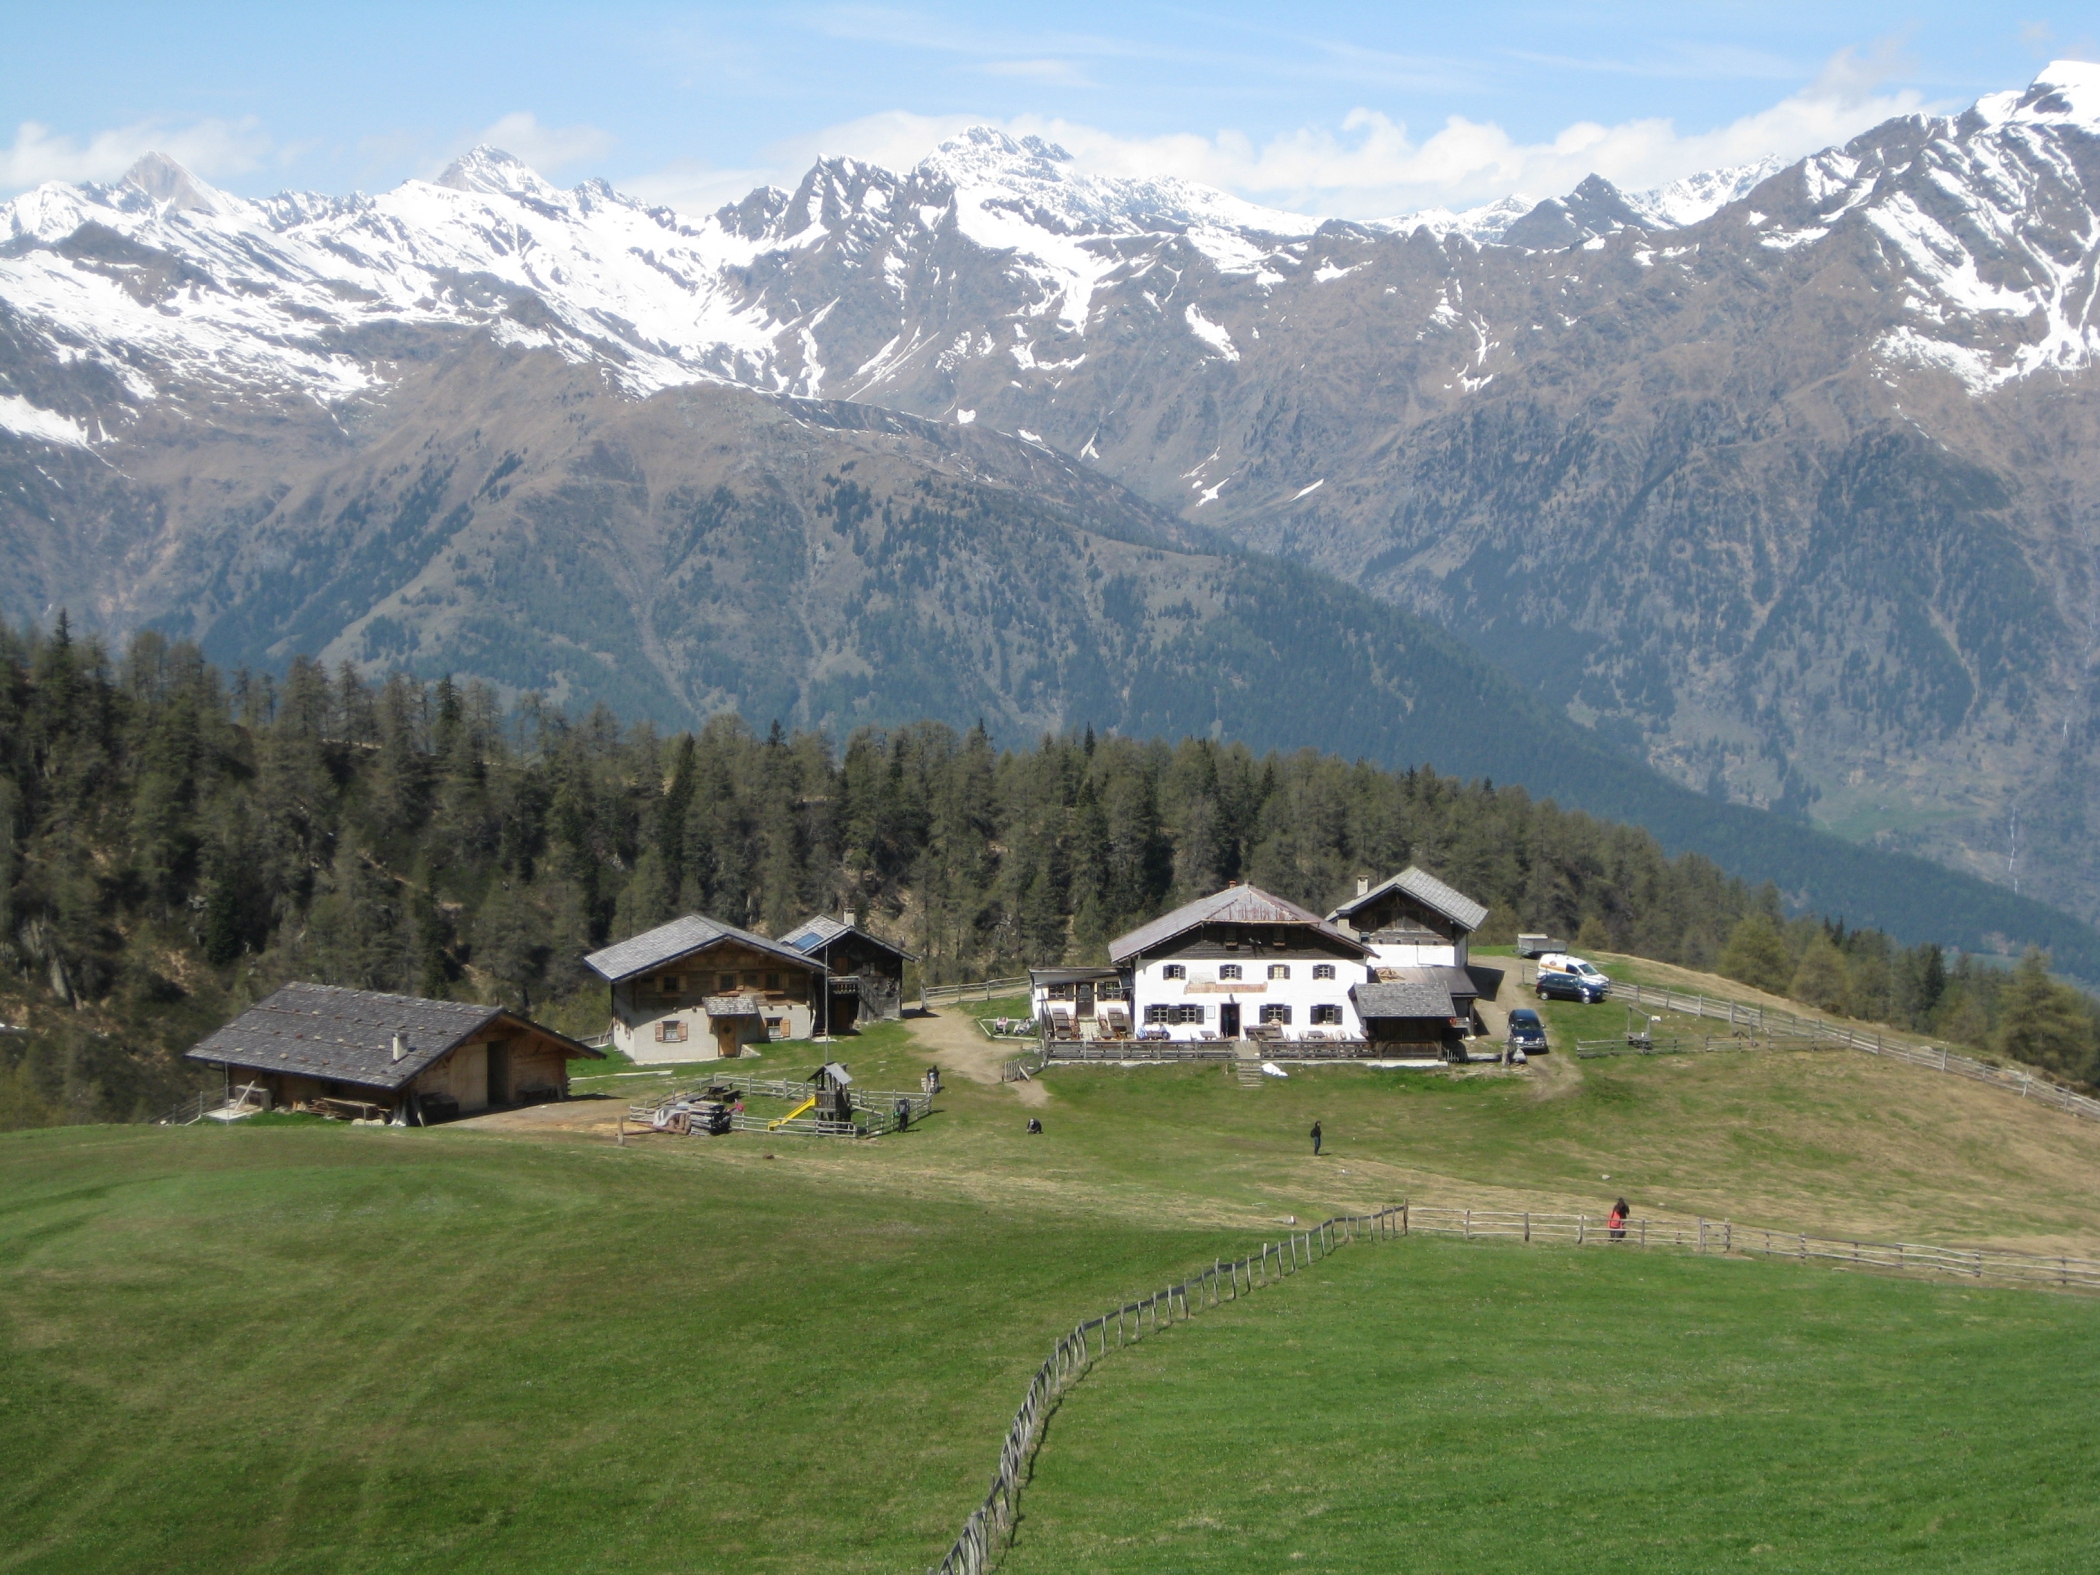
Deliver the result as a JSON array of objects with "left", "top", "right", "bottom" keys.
[
  {"left": 185, "top": 984, "right": 602, "bottom": 1123},
  {"left": 780, "top": 910, "right": 916, "bottom": 1031},
  {"left": 586, "top": 914, "right": 827, "bottom": 1062}
]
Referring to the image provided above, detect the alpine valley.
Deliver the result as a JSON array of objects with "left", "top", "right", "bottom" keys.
[{"left": 6, "top": 62, "right": 2100, "bottom": 950}]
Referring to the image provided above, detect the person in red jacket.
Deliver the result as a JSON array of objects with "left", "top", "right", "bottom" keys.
[{"left": 1608, "top": 1198, "right": 1629, "bottom": 1241}]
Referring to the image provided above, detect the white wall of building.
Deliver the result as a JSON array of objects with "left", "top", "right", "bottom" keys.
[
  {"left": 1366, "top": 939, "right": 1461, "bottom": 971},
  {"left": 1129, "top": 957, "right": 1369, "bottom": 1041}
]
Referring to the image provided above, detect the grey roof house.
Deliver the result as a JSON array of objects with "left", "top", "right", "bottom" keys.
[
  {"left": 584, "top": 913, "right": 828, "bottom": 1061},
  {"left": 186, "top": 983, "right": 601, "bottom": 1121}
]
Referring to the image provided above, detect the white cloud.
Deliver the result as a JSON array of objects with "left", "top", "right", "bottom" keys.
[
  {"left": 471, "top": 112, "right": 616, "bottom": 175},
  {"left": 0, "top": 116, "right": 270, "bottom": 194},
  {"left": 682, "top": 46, "right": 1930, "bottom": 221}
]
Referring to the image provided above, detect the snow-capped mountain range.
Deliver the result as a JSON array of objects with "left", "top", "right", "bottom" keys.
[
  {"left": 7, "top": 60, "right": 2096, "bottom": 442},
  {"left": 8, "top": 62, "right": 2100, "bottom": 926}
]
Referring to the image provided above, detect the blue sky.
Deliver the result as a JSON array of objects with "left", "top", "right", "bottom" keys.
[{"left": 2, "top": 3, "right": 2093, "bottom": 216}]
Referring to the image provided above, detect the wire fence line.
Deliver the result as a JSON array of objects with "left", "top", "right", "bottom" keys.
[
  {"left": 926, "top": 1196, "right": 2100, "bottom": 1574},
  {"left": 928, "top": 1205, "right": 1400, "bottom": 1575},
  {"left": 1400, "top": 1207, "right": 2100, "bottom": 1291},
  {"left": 1536, "top": 967, "right": 2100, "bottom": 1124}
]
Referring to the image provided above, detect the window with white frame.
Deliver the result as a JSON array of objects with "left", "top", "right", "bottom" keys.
[
  {"left": 1267, "top": 963, "right": 1290, "bottom": 980},
  {"left": 1313, "top": 964, "right": 1335, "bottom": 980},
  {"left": 1311, "top": 1004, "right": 1343, "bottom": 1026},
  {"left": 1161, "top": 964, "right": 1186, "bottom": 980},
  {"left": 1260, "top": 1003, "right": 1292, "bottom": 1025},
  {"left": 655, "top": 1019, "right": 688, "bottom": 1043},
  {"left": 1218, "top": 964, "right": 1242, "bottom": 981}
]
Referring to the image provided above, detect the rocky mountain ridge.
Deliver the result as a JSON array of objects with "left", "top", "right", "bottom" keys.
[{"left": 6, "top": 62, "right": 2100, "bottom": 920}]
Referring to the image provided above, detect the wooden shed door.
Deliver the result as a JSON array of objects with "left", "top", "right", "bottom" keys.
[{"left": 714, "top": 1020, "right": 741, "bottom": 1059}]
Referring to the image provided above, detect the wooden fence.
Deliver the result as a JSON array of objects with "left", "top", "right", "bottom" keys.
[
  {"left": 629, "top": 1072, "right": 933, "bottom": 1138},
  {"left": 1401, "top": 1205, "right": 2100, "bottom": 1291},
  {"left": 926, "top": 1196, "right": 2100, "bottom": 1572},
  {"left": 1527, "top": 965, "right": 2100, "bottom": 1124},
  {"left": 920, "top": 976, "right": 1030, "bottom": 1006},
  {"left": 928, "top": 1205, "right": 1402, "bottom": 1575}
]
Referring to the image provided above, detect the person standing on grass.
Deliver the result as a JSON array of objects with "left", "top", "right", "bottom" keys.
[
  {"left": 1609, "top": 1198, "right": 1628, "bottom": 1241},
  {"left": 1310, "top": 1120, "right": 1323, "bottom": 1157}
]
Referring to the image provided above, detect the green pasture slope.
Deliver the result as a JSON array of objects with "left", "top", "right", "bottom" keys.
[
  {"left": 1005, "top": 1238, "right": 2100, "bottom": 1575},
  {"left": 0, "top": 1121, "right": 1225, "bottom": 1575},
  {"left": 6, "top": 1006, "right": 2100, "bottom": 1574}
]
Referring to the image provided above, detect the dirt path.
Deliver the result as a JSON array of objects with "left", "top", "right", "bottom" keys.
[
  {"left": 906, "top": 1006, "right": 1049, "bottom": 1106},
  {"left": 450, "top": 1097, "right": 627, "bottom": 1136}
]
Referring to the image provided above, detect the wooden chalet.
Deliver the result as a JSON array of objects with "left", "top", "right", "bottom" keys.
[
  {"left": 185, "top": 984, "right": 602, "bottom": 1123},
  {"left": 779, "top": 910, "right": 916, "bottom": 1030},
  {"left": 1329, "top": 866, "right": 1495, "bottom": 1041},
  {"left": 585, "top": 914, "right": 825, "bottom": 1062}
]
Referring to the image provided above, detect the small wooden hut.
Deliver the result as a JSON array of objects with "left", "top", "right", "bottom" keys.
[{"left": 186, "top": 983, "right": 602, "bottom": 1122}]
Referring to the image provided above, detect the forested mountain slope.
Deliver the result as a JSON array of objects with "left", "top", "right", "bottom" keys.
[{"left": 2, "top": 624, "right": 2093, "bottom": 1129}]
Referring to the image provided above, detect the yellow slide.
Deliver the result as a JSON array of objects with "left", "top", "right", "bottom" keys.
[{"left": 768, "top": 1095, "right": 817, "bottom": 1130}]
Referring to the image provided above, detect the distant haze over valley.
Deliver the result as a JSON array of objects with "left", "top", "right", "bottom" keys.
[{"left": 5, "top": 62, "right": 2100, "bottom": 932}]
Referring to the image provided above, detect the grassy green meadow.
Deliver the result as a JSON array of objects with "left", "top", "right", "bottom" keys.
[
  {"left": 6, "top": 1000, "right": 2100, "bottom": 1573},
  {"left": 1006, "top": 1237, "right": 2100, "bottom": 1574}
]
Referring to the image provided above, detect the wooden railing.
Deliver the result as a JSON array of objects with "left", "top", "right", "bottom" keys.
[
  {"left": 1529, "top": 965, "right": 2100, "bottom": 1125},
  {"left": 919, "top": 976, "right": 1029, "bottom": 1006}
]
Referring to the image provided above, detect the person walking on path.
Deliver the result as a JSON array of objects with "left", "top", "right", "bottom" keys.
[
  {"left": 1608, "top": 1198, "right": 1629, "bottom": 1241},
  {"left": 1310, "top": 1120, "right": 1323, "bottom": 1157}
]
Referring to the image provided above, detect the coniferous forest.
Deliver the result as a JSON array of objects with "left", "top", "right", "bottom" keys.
[{"left": 2, "top": 618, "right": 2095, "bottom": 1129}]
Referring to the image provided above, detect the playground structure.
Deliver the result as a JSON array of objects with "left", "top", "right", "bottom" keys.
[{"left": 628, "top": 1064, "right": 933, "bottom": 1139}]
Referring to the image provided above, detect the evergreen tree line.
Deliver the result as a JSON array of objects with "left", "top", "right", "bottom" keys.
[
  {"left": 1, "top": 619, "right": 2093, "bottom": 1128},
  {"left": 1715, "top": 911, "right": 2100, "bottom": 1083}
]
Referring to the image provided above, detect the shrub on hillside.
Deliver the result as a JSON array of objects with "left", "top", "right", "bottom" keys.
[
  {"left": 1789, "top": 934, "right": 1851, "bottom": 1015},
  {"left": 1720, "top": 914, "right": 1793, "bottom": 995},
  {"left": 1994, "top": 949, "right": 2100, "bottom": 1082}
]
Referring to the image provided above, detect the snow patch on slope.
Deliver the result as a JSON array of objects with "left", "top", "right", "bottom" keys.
[{"left": 0, "top": 395, "right": 90, "bottom": 447}]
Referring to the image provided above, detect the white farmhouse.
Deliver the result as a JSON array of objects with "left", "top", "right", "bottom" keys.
[{"left": 1108, "top": 883, "right": 1373, "bottom": 1043}]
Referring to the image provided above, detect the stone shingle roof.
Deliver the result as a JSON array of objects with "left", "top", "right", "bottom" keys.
[
  {"left": 584, "top": 914, "right": 819, "bottom": 984},
  {"left": 1328, "top": 866, "right": 1489, "bottom": 933},
  {"left": 1351, "top": 976, "right": 1457, "bottom": 1020},
  {"left": 781, "top": 914, "right": 918, "bottom": 962},
  {"left": 1108, "top": 884, "right": 1367, "bottom": 965},
  {"left": 184, "top": 983, "right": 598, "bottom": 1091}
]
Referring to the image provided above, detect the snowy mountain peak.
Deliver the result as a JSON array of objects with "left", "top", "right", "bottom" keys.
[
  {"left": 1974, "top": 59, "right": 2100, "bottom": 127},
  {"left": 1624, "top": 157, "right": 1787, "bottom": 227},
  {"left": 119, "top": 152, "right": 240, "bottom": 217},
  {"left": 434, "top": 146, "right": 564, "bottom": 201}
]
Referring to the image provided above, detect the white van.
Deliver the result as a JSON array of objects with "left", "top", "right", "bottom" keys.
[{"left": 1536, "top": 954, "right": 1612, "bottom": 994}]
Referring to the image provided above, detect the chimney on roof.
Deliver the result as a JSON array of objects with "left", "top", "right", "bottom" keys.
[
  {"left": 1357, "top": 876, "right": 1369, "bottom": 896},
  {"left": 843, "top": 909, "right": 856, "bottom": 928},
  {"left": 391, "top": 1031, "right": 407, "bottom": 1063}
]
